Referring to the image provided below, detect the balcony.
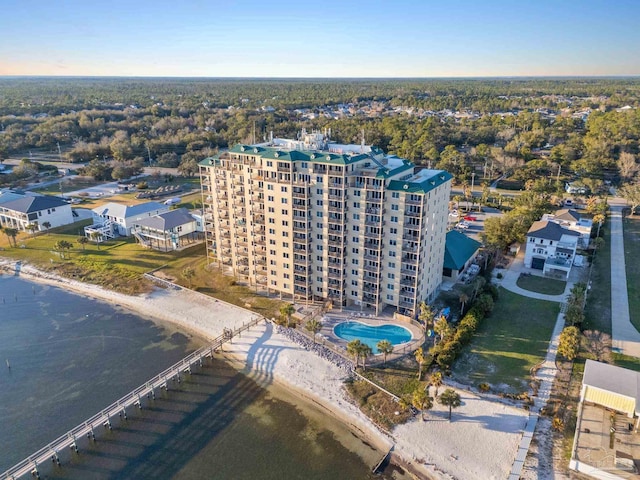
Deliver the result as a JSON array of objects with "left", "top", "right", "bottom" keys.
[
  {"left": 405, "top": 197, "right": 422, "bottom": 205},
  {"left": 363, "top": 264, "right": 379, "bottom": 274},
  {"left": 294, "top": 278, "right": 310, "bottom": 287},
  {"left": 252, "top": 214, "right": 265, "bottom": 223},
  {"left": 328, "top": 204, "right": 346, "bottom": 213},
  {"left": 400, "top": 266, "right": 417, "bottom": 275},
  {"left": 365, "top": 196, "right": 383, "bottom": 204},
  {"left": 293, "top": 224, "right": 310, "bottom": 233},
  {"left": 364, "top": 240, "right": 380, "bottom": 249},
  {"left": 363, "top": 252, "right": 381, "bottom": 261},
  {"left": 294, "top": 256, "right": 308, "bottom": 265},
  {"left": 327, "top": 270, "right": 342, "bottom": 280},
  {"left": 293, "top": 245, "right": 308, "bottom": 252},
  {"left": 292, "top": 189, "right": 308, "bottom": 199},
  {"left": 404, "top": 210, "right": 422, "bottom": 218},
  {"left": 251, "top": 173, "right": 264, "bottom": 181},
  {"left": 362, "top": 285, "right": 377, "bottom": 294},
  {"left": 398, "top": 298, "right": 415, "bottom": 308},
  {"left": 327, "top": 249, "right": 343, "bottom": 258},
  {"left": 328, "top": 258, "right": 342, "bottom": 266},
  {"left": 364, "top": 230, "right": 382, "bottom": 239}
]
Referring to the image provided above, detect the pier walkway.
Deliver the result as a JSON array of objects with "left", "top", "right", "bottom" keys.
[{"left": 0, "top": 316, "right": 264, "bottom": 480}]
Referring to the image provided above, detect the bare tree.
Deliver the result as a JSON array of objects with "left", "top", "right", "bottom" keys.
[
  {"left": 582, "top": 330, "right": 612, "bottom": 363},
  {"left": 619, "top": 152, "right": 639, "bottom": 183}
]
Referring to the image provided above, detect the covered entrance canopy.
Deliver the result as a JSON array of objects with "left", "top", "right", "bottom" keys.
[{"left": 581, "top": 360, "right": 640, "bottom": 420}]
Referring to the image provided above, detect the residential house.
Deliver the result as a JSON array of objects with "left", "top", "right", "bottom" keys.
[
  {"left": 442, "top": 230, "right": 482, "bottom": 281},
  {"left": 0, "top": 190, "right": 73, "bottom": 231},
  {"left": 542, "top": 208, "right": 592, "bottom": 248},
  {"left": 85, "top": 201, "right": 169, "bottom": 240},
  {"left": 131, "top": 208, "right": 201, "bottom": 251},
  {"left": 524, "top": 220, "right": 580, "bottom": 279},
  {"left": 565, "top": 182, "right": 589, "bottom": 195}
]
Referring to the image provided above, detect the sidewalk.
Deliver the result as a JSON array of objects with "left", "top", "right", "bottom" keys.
[{"left": 609, "top": 206, "right": 640, "bottom": 357}]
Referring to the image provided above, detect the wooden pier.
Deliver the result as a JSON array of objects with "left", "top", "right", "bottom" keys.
[{"left": 0, "top": 316, "right": 264, "bottom": 480}]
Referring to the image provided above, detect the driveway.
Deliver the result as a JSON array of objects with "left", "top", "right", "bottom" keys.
[{"left": 609, "top": 206, "right": 640, "bottom": 357}]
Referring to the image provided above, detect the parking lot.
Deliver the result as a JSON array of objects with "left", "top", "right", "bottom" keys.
[{"left": 447, "top": 207, "right": 503, "bottom": 241}]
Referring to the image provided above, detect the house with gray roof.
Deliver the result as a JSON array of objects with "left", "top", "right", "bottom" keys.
[
  {"left": 524, "top": 220, "right": 580, "bottom": 279},
  {"left": 85, "top": 201, "right": 169, "bottom": 239},
  {"left": 131, "top": 208, "right": 201, "bottom": 251},
  {"left": 542, "top": 208, "right": 593, "bottom": 248},
  {"left": 0, "top": 190, "right": 73, "bottom": 231}
]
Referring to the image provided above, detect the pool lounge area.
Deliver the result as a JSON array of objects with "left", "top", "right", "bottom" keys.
[{"left": 333, "top": 321, "right": 412, "bottom": 353}]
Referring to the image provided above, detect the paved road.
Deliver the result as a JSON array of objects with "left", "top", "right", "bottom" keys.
[{"left": 609, "top": 206, "right": 640, "bottom": 357}]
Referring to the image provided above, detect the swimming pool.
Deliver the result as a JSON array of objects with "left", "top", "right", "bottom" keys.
[{"left": 333, "top": 321, "right": 412, "bottom": 354}]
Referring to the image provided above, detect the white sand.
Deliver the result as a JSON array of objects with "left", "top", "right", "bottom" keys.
[{"left": 2, "top": 261, "right": 529, "bottom": 480}]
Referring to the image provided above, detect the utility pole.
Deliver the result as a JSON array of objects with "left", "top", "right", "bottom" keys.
[
  {"left": 57, "top": 142, "right": 62, "bottom": 162},
  {"left": 146, "top": 144, "right": 152, "bottom": 165},
  {"left": 483, "top": 159, "right": 487, "bottom": 179},
  {"left": 556, "top": 164, "right": 561, "bottom": 185}
]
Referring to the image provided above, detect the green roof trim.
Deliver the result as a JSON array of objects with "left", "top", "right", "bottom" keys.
[
  {"left": 226, "top": 144, "right": 373, "bottom": 165},
  {"left": 376, "top": 162, "right": 414, "bottom": 179},
  {"left": 199, "top": 156, "right": 219, "bottom": 167},
  {"left": 387, "top": 170, "right": 453, "bottom": 194},
  {"left": 443, "top": 230, "right": 482, "bottom": 271}
]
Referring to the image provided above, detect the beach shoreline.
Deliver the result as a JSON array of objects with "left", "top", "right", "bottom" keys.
[{"left": 1, "top": 259, "right": 528, "bottom": 480}]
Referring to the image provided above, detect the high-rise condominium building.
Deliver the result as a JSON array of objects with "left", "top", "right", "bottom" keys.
[{"left": 199, "top": 130, "right": 452, "bottom": 317}]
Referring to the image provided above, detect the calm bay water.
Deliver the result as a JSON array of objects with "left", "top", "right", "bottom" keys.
[{"left": 0, "top": 275, "right": 398, "bottom": 479}]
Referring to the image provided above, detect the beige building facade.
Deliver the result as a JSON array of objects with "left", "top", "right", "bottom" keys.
[{"left": 199, "top": 131, "right": 452, "bottom": 317}]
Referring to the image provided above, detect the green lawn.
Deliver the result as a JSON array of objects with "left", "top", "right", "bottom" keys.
[
  {"left": 0, "top": 221, "right": 285, "bottom": 319},
  {"left": 516, "top": 274, "right": 566, "bottom": 295},
  {"left": 452, "top": 288, "right": 560, "bottom": 393},
  {"left": 623, "top": 215, "right": 640, "bottom": 332},
  {"left": 584, "top": 222, "right": 611, "bottom": 334}
]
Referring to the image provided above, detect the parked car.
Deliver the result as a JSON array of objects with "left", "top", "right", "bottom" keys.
[
  {"left": 456, "top": 221, "right": 469, "bottom": 229},
  {"left": 463, "top": 215, "right": 477, "bottom": 221},
  {"left": 449, "top": 210, "right": 459, "bottom": 217}
]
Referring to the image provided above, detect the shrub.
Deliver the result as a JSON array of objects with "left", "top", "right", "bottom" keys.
[
  {"left": 478, "top": 383, "right": 491, "bottom": 392},
  {"left": 136, "top": 181, "right": 148, "bottom": 190},
  {"left": 496, "top": 272, "right": 503, "bottom": 279}
]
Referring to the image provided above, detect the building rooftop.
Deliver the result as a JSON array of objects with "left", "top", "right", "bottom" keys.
[
  {"left": 526, "top": 220, "right": 581, "bottom": 241},
  {"left": 443, "top": 230, "right": 482, "bottom": 271},
  {"left": 133, "top": 208, "right": 195, "bottom": 231},
  {"left": 583, "top": 359, "right": 640, "bottom": 415},
  {"left": 93, "top": 202, "right": 166, "bottom": 219},
  {"left": 1, "top": 194, "right": 69, "bottom": 213}
]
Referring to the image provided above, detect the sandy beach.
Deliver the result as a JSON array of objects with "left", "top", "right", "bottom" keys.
[{"left": 2, "top": 260, "right": 529, "bottom": 480}]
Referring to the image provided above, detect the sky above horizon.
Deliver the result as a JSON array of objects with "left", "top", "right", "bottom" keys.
[{"left": 1, "top": 0, "right": 639, "bottom": 77}]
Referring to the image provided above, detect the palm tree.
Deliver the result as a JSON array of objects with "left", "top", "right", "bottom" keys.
[
  {"left": 347, "top": 339, "right": 363, "bottom": 368},
  {"left": 438, "top": 388, "right": 462, "bottom": 421},
  {"left": 26, "top": 223, "right": 38, "bottom": 235},
  {"left": 592, "top": 213, "right": 605, "bottom": 238},
  {"left": 412, "top": 388, "right": 433, "bottom": 421},
  {"left": 89, "top": 231, "right": 102, "bottom": 250},
  {"left": 358, "top": 343, "right": 372, "bottom": 371},
  {"left": 305, "top": 318, "right": 322, "bottom": 343},
  {"left": 434, "top": 316, "right": 451, "bottom": 344},
  {"left": 429, "top": 371, "right": 443, "bottom": 397},
  {"left": 42, "top": 221, "right": 51, "bottom": 234},
  {"left": 181, "top": 266, "right": 195, "bottom": 288},
  {"left": 414, "top": 347, "right": 426, "bottom": 380},
  {"left": 472, "top": 276, "right": 486, "bottom": 301},
  {"left": 418, "top": 301, "right": 436, "bottom": 335},
  {"left": 458, "top": 292, "right": 469, "bottom": 316},
  {"left": 4, "top": 227, "right": 18, "bottom": 247},
  {"left": 279, "top": 303, "right": 295, "bottom": 328},
  {"left": 77, "top": 236, "right": 88, "bottom": 251},
  {"left": 54, "top": 240, "right": 73, "bottom": 259},
  {"left": 377, "top": 340, "right": 394, "bottom": 365}
]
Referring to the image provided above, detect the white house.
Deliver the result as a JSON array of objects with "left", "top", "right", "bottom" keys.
[
  {"left": 524, "top": 220, "right": 580, "bottom": 279},
  {"left": 131, "top": 208, "right": 201, "bottom": 251},
  {"left": 0, "top": 191, "right": 73, "bottom": 231},
  {"left": 542, "top": 208, "right": 593, "bottom": 248},
  {"left": 85, "top": 201, "right": 169, "bottom": 239}
]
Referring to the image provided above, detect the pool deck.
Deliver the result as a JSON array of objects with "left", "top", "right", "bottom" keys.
[{"left": 318, "top": 313, "right": 424, "bottom": 363}]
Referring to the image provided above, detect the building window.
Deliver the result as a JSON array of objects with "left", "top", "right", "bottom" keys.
[
  {"left": 388, "top": 273, "right": 395, "bottom": 279},
  {"left": 353, "top": 225, "right": 359, "bottom": 231},
  {"left": 354, "top": 190, "right": 361, "bottom": 196},
  {"left": 391, "top": 204, "right": 399, "bottom": 211},
  {"left": 387, "top": 294, "right": 394, "bottom": 300},
  {"left": 283, "top": 273, "right": 290, "bottom": 279},
  {"left": 316, "top": 200, "right": 323, "bottom": 206},
  {"left": 353, "top": 202, "right": 360, "bottom": 208},
  {"left": 388, "top": 262, "right": 395, "bottom": 268},
  {"left": 270, "top": 260, "right": 277, "bottom": 266},
  {"left": 267, "top": 184, "right": 274, "bottom": 190},
  {"left": 390, "top": 227, "right": 398, "bottom": 234},
  {"left": 301, "top": 162, "right": 308, "bottom": 168},
  {"left": 316, "top": 176, "right": 323, "bottom": 183},
  {"left": 282, "top": 209, "right": 288, "bottom": 215},
  {"left": 317, "top": 212, "right": 323, "bottom": 218},
  {"left": 317, "top": 276, "right": 323, "bottom": 282},
  {"left": 352, "top": 248, "right": 359, "bottom": 254},
  {"left": 387, "top": 284, "right": 394, "bottom": 290},
  {"left": 269, "top": 239, "right": 276, "bottom": 245},
  {"left": 270, "top": 249, "right": 276, "bottom": 255},
  {"left": 351, "top": 269, "right": 358, "bottom": 275},
  {"left": 392, "top": 192, "right": 399, "bottom": 198},
  {"left": 267, "top": 195, "right": 274, "bottom": 202},
  {"left": 282, "top": 232, "right": 289, "bottom": 237},
  {"left": 283, "top": 284, "right": 289, "bottom": 289},
  {"left": 316, "top": 188, "right": 323, "bottom": 195},
  {"left": 269, "top": 218, "right": 275, "bottom": 224},
  {"left": 282, "top": 220, "right": 288, "bottom": 226},
  {"left": 351, "top": 280, "right": 358, "bottom": 286},
  {"left": 269, "top": 228, "right": 275, "bottom": 234},
  {"left": 353, "top": 213, "right": 360, "bottom": 220},
  {"left": 283, "top": 242, "right": 289, "bottom": 248},
  {"left": 317, "top": 255, "right": 323, "bottom": 261},
  {"left": 281, "top": 186, "right": 288, "bottom": 192},
  {"left": 316, "top": 245, "right": 323, "bottom": 251},
  {"left": 317, "top": 222, "right": 323, "bottom": 228},
  {"left": 268, "top": 207, "right": 275, "bottom": 213},
  {"left": 281, "top": 198, "right": 288, "bottom": 204},
  {"left": 390, "top": 216, "right": 398, "bottom": 223},
  {"left": 352, "top": 259, "right": 359, "bottom": 265},
  {"left": 283, "top": 253, "right": 289, "bottom": 259},
  {"left": 389, "top": 239, "right": 396, "bottom": 246}
]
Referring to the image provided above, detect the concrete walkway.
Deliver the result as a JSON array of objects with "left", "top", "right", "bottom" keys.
[
  {"left": 609, "top": 206, "right": 640, "bottom": 357},
  {"left": 498, "top": 252, "right": 575, "bottom": 478}
]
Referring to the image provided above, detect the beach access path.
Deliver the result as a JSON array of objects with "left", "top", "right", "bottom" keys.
[{"left": 2, "top": 260, "right": 528, "bottom": 480}]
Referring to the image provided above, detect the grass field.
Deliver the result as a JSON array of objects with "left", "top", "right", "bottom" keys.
[
  {"left": 452, "top": 288, "right": 560, "bottom": 393},
  {"left": 623, "top": 215, "right": 640, "bottom": 332},
  {"left": 584, "top": 222, "right": 611, "bottom": 334},
  {"left": 516, "top": 274, "right": 566, "bottom": 295}
]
